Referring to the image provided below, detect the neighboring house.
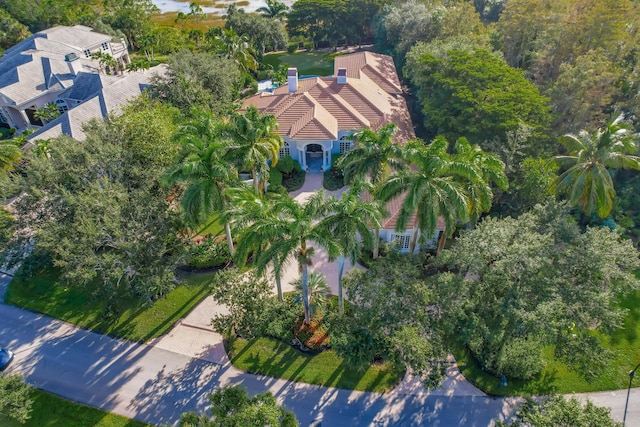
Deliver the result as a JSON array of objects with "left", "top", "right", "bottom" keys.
[
  {"left": 242, "top": 51, "right": 414, "bottom": 173},
  {"left": 0, "top": 25, "right": 130, "bottom": 132},
  {"left": 243, "top": 51, "right": 442, "bottom": 253},
  {"left": 24, "top": 64, "right": 165, "bottom": 145}
]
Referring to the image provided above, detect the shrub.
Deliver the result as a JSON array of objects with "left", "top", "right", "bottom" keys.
[
  {"left": 186, "top": 237, "right": 231, "bottom": 269},
  {"left": 282, "top": 170, "right": 305, "bottom": 191},
  {"left": 323, "top": 168, "right": 344, "bottom": 190},
  {"left": 267, "top": 183, "right": 287, "bottom": 195},
  {"left": 269, "top": 168, "right": 283, "bottom": 186},
  {"left": 276, "top": 156, "right": 301, "bottom": 176},
  {"left": 287, "top": 42, "right": 297, "bottom": 53},
  {"left": 303, "top": 41, "right": 314, "bottom": 51}
]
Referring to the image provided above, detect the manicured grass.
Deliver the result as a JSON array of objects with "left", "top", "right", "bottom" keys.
[
  {"left": 226, "top": 335, "right": 405, "bottom": 392},
  {"left": 196, "top": 213, "right": 224, "bottom": 237},
  {"left": 5, "top": 269, "right": 216, "bottom": 343},
  {"left": 452, "top": 291, "right": 640, "bottom": 396},
  {"left": 263, "top": 51, "right": 335, "bottom": 76},
  {"left": 0, "top": 388, "right": 149, "bottom": 427}
]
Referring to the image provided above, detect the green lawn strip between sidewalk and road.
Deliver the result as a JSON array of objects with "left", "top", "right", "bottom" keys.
[
  {"left": 451, "top": 291, "right": 640, "bottom": 396},
  {"left": 225, "top": 335, "right": 405, "bottom": 393},
  {"left": 5, "top": 268, "right": 215, "bottom": 343},
  {"left": 0, "top": 388, "right": 149, "bottom": 427}
]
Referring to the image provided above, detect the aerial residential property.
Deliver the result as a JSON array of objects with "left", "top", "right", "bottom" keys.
[{"left": 243, "top": 51, "right": 414, "bottom": 173}]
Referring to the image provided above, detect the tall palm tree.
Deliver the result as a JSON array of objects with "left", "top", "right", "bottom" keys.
[
  {"left": 318, "top": 181, "right": 383, "bottom": 314},
  {"left": 225, "top": 106, "right": 283, "bottom": 192},
  {"left": 257, "top": 0, "right": 289, "bottom": 20},
  {"left": 164, "top": 111, "right": 237, "bottom": 255},
  {"left": 337, "top": 123, "right": 403, "bottom": 258},
  {"left": 237, "top": 191, "right": 339, "bottom": 324},
  {"left": 438, "top": 138, "right": 507, "bottom": 252},
  {"left": 377, "top": 137, "right": 479, "bottom": 255},
  {"left": 0, "top": 140, "right": 22, "bottom": 173},
  {"left": 226, "top": 185, "right": 286, "bottom": 302},
  {"left": 552, "top": 113, "right": 640, "bottom": 218},
  {"left": 338, "top": 123, "right": 404, "bottom": 185}
]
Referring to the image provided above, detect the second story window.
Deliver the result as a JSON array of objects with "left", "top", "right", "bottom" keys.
[{"left": 101, "top": 42, "right": 109, "bottom": 51}]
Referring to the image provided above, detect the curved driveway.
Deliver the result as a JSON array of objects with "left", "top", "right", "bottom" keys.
[
  {"left": 1, "top": 268, "right": 638, "bottom": 426},
  {"left": 1, "top": 272, "right": 519, "bottom": 426}
]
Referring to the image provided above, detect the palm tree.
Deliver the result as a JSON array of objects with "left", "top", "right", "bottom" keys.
[
  {"left": 291, "top": 271, "right": 330, "bottom": 315},
  {"left": 225, "top": 106, "right": 283, "bottom": 192},
  {"left": 438, "top": 138, "right": 507, "bottom": 252},
  {"left": 226, "top": 185, "right": 286, "bottom": 302},
  {"left": 0, "top": 140, "right": 22, "bottom": 173},
  {"left": 257, "top": 0, "right": 289, "bottom": 20},
  {"left": 164, "top": 111, "right": 237, "bottom": 256},
  {"left": 551, "top": 113, "right": 640, "bottom": 218},
  {"left": 237, "top": 191, "right": 339, "bottom": 324},
  {"left": 377, "top": 137, "right": 479, "bottom": 255},
  {"left": 318, "top": 181, "right": 383, "bottom": 314},
  {"left": 337, "top": 123, "right": 403, "bottom": 258},
  {"left": 338, "top": 123, "right": 404, "bottom": 185},
  {"left": 33, "top": 103, "right": 60, "bottom": 124},
  {"left": 213, "top": 28, "right": 258, "bottom": 74}
]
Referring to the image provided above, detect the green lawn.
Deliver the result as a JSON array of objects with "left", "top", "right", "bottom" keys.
[
  {"left": 453, "top": 291, "right": 640, "bottom": 396},
  {"left": 263, "top": 51, "right": 337, "bottom": 76},
  {"left": 226, "top": 335, "right": 404, "bottom": 392},
  {"left": 5, "top": 268, "right": 216, "bottom": 343},
  {"left": 196, "top": 213, "right": 224, "bottom": 237},
  {"left": 0, "top": 388, "right": 149, "bottom": 427}
]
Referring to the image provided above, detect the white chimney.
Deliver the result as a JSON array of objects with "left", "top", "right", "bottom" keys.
[
  {"left": 288, "top": 68, "right": 298, "bottom": 93},
  {"left": 337, "top": 68, "right": 347, "bottom": 84}
]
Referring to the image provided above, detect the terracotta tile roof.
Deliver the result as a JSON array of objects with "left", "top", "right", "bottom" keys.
[
  {"left": 334, "top": 52, "right": 402, "bottom": 94},
  {"left": 242, "top": 51, "right": 414, "bottom": 143}
]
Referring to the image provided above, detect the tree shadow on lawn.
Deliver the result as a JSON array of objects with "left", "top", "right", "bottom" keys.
[{"left": 7, "top": 267, "right": 213, "bottom": 343}]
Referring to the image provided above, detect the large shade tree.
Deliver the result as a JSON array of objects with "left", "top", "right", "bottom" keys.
[
  {"left": 551, "top": 113, "right": 640, "bottom": 218},
  {"left": 164, "top": 110, "right": 238, "bottom": 256},
  {"left": 436, "top": 204, "right": 640, "bottom": 380}
]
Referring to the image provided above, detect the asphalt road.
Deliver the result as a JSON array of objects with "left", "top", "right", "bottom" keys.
[{"left": 1, "top": 272, "right": 638, "bottom": 426}]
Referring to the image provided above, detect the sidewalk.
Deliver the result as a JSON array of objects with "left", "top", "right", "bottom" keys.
[{"left": 149, "top": 173, "right": 486, "bottom": 399}]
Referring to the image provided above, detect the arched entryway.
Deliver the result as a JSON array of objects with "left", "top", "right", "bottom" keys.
[{"left": 305, "top": 144, "right": 324, "bottom": 173}]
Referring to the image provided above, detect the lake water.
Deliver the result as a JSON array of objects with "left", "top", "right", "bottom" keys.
[{"left": 152, "top": 0, "right": 296, "bottom": 15}]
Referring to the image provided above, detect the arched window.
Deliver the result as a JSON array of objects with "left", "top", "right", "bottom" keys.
[
  {"left": 279, "top": 141, "right": 290, "bottom": 158},
  {"left": 339, "top": 135, "right": 353, "bottom": 153}
]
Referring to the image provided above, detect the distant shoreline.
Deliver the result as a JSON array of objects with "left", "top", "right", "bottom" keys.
[{"left": 151, "top": 0, "right": 296, "bottom": 15}]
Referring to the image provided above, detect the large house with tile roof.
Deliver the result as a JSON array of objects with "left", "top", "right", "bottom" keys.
[
  {"left": 0, "top": 25, "right": 130, "bottom": 133},
  {"left": 243, "top": 51, "right": 442, "bottom": 253},
  {"left": 242, "top": 51, "right": 414, "bottom": 173}
]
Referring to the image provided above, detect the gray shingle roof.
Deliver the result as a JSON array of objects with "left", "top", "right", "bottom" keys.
[
  {"left": 0, "top": 26, "right": 116, "bottom": 107},
  {"left": 25, "top": 65, "right": 167, "bottom": 144}
]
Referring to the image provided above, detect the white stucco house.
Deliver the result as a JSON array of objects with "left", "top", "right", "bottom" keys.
[
  {"left": 0, "top": 25, "right": 131, "bottom": 133},
  {"left": 243, "top": 51, "right": 443, "bottom": 253}
]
